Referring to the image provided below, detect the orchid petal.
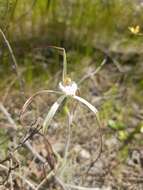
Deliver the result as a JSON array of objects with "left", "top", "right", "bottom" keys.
[
  {"left": 73, "top": 95, "right": 98, "bottom": 114},
  {"left": 20, "top": 90, "right": 63, "bottom": 123},
  {"left": 43, "top": 95, "right": 66, "bottom": 133}
]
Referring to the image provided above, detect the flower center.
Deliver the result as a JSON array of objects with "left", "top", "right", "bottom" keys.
[
  {"left": 63, "top": 77, "right": 72, "bottom": 85},
  {"left": 59, "top": 78, "right": 78, "bottom": 96}
]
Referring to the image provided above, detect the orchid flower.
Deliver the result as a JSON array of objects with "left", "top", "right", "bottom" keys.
[{"left": 20, "top": 46, "right": 102, "bottom": 170}]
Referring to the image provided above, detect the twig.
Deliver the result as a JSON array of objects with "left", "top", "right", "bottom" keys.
[
  {"left": 24, "top": 141, "right": 46, "bottom": 163},
  {"left": 0, "top": 164, "right": 36, "bottom": 189},
  {"left": 0, "top": 102, "right": 17, "bottom": 129},
  {"left": 65, "top": 183, "right": 108, "bottom": 190},
  {"left": 94, "top": 45, "right": 123, "bottom": 72},
  {"left": 35, "top": 170, "right": 54, "bottom": 190},
  {"left": 0, "top": 28, "right": 24, "bottom": 96},
  {"left": 0, "top": 102, "right": 46, "bottom": 163},
  {"left": 54, "top": 176, "right": 69, "bottom": 190},
  {"left": 2, "top": 77, "right": 17, "bottom": 104},
  {"left": 78, "top": 58, "right": 107, "bottom": 85},
  {"left": 36, "top": 168, "right": 68, "bottom": 190},
  {"left": 9, "top": 159, "right": 14, "bottom": 190}
]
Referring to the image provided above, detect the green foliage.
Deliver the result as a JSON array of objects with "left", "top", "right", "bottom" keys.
[
  {"left": 118, "top": 130, "right": 128, "bottom": 141},
  {"left": 1, "top": 0, "right": 143, "bottom": 84},
  {"left": 108, "top": 120, "right": 126, "bottom": 130},
  {"left": 118, "top": 146, "right": 129, "bottom": 162},
  {"left": 0, "top": 0, "right": 142, "bottom": 49}
]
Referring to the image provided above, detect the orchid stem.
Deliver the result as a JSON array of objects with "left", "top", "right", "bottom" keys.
[{"left": 59, "top": 105, "right": 72, "bottom": 176}]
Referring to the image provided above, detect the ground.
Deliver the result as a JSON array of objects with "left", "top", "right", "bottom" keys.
[{"left": 0, "top": 57, "right": 143, "bottom": 190}]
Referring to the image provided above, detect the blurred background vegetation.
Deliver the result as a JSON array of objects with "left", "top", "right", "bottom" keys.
[
  {"left": 0, "top": 0, "right": 143, "bottom": 188},
  {"left": 0, "top": 0, "right": 143, "bottom": 82}
]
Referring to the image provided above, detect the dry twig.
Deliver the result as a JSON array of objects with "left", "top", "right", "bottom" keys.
[
  {"left": 0, "top": 28, "right": 24, "bottom": 96},
  {"left": 0, "top": 102, "right": 46, "bottom": 163},
  {"left": 0, "top": 164, "right": 36, "bottom": 189},
  {"left": 78, "top": 58, "right": 107, "bottom": 85}
]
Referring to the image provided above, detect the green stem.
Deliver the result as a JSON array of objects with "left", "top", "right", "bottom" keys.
[{"left": 58, "top": 105, "right": 72, "bottom": 176}]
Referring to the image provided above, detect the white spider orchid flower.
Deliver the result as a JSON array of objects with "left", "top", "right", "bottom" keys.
[
  {"left": 59, "top": 81, "right": 78, "bottom": 96},
  {"left": 42, "top": 78, "right": 99, "bottom": 132},
  {"left": 21, "top": 79, "right": 98, "bottom": 132},
  {"left": 20, "top": 47, "right": 102, "bottom": 173},
  {"left": 20, "top": 47, "right": 100, "bottom": 133}
]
